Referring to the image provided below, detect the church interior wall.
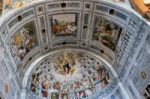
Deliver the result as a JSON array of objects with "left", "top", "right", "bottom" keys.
[{"left": 0, "top": 0, "right": 150, "bottom": 99}]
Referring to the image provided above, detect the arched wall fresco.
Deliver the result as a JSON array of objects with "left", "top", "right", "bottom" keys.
[
  {"left": 22, "top": 48, "right": 119, "bottom": 99},
  {"left": 28, "top": 50, "right": 114, "bottom": 98}
]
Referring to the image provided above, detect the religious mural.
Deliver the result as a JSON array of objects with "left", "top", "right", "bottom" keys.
[
  {"left": 93, "top": 16, "right": 122, "bottom": 51},
  {"left": 50, "top": 14, "right": 77, "bottom": 37},
  {"left": 30, "top": 52, "right": 112, "bottom": 98},
  {"left": 54, "top": 53, "right": 76, "bottom": 75},
  {"left": 9, "top": 21, "right": 38, "bottom": 61}
]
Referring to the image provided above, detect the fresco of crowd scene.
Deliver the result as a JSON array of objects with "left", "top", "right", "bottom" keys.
[
  {"left": 51, "top": 14, "right": 77, "bottom": 37},
  {"left": 93, "top": 16, "right": 122, "bottom": 51},
  {"left": 9, "top": 21, "right": 37, "bottom": 61},
  {"left": 30, "top": 52, "right": 112, "bottom": 98}
]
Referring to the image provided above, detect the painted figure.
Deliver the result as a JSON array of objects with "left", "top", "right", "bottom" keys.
[
  {"left": 63, "top": 61, "right": 71, "bottom": 74},
  {"left": 41, "top": 82, "right": 48, "bottom": 97}
]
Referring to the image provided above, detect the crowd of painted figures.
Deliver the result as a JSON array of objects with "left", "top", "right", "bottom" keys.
[
  {"left": 51, "top": 14, "right": 77, "bottom": 37},
  {"left": 93, "top": 17, "right": 122, "bottom": 51},
  {"left": 30, "top": 52, "right": 112, "bottom": 98},
  {"left": 9, "top": 22, "right": 37, "bottom": 61}
]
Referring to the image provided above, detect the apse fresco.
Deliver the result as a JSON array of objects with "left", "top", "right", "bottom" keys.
[
  {"left": 93, "top": 16, "right": 122, "bottom": 51},
  {"left": 50, "top": 14, "right": 77, "bottom": 37},
  {"left": 9, "top": 21, "right": 38, "bottom": 61},
  {"left": 30, "top": 52, "right": 112, "bottom": 98}
]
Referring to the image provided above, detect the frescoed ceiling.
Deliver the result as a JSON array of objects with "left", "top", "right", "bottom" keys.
[
  {"left": 0, "top": 0, "right": 150, "bottom": 99},
  {"left": 3, "top": 0, "right": 150, "bottom": 21},
  {"left": 2, "top": 0, "right": 127, "bottom": 14}
]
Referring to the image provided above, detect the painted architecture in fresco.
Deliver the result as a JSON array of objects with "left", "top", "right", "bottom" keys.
[
  {"left": 50, "top": 14, "right": 77, "bottom": 37},
  {"left": 30, "top": 52, "right": 112, "bottom": 98},
  {"left": 93, "top": 16, "right": 122, "bottom": 51},
  {"left": 9, "top": 21, "right": 38, "bottom": 61}
]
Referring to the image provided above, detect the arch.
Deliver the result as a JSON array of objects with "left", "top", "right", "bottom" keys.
[{"left": 21, "top": 48, "right": 119, "bottom": 99}]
